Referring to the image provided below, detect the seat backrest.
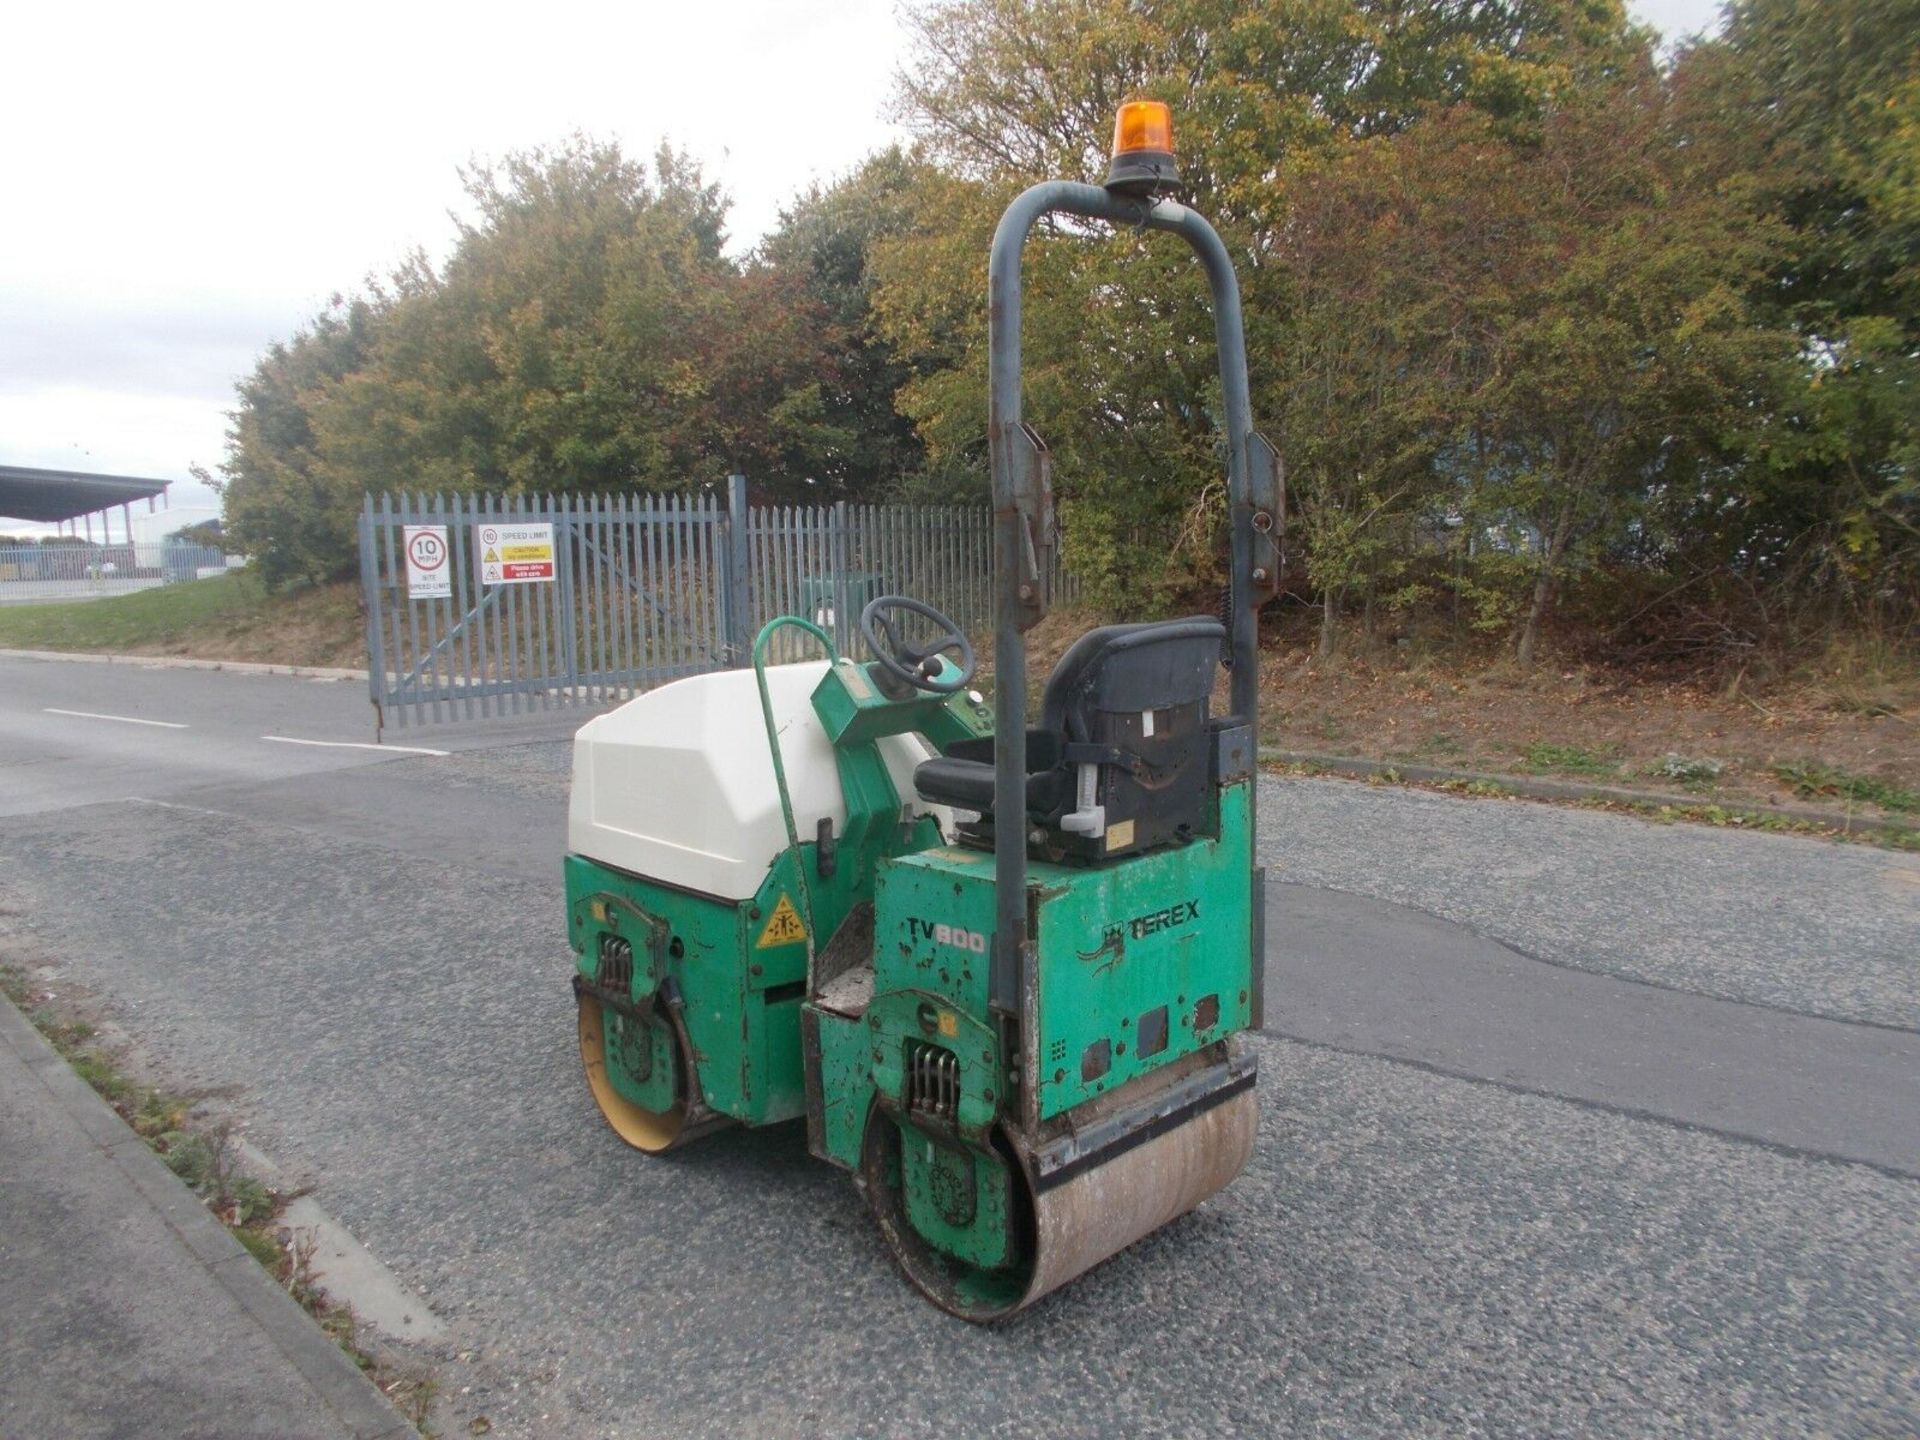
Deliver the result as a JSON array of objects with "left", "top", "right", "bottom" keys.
[{"left": 1040, "top": 617, "right": 1225, "bottom": 740}]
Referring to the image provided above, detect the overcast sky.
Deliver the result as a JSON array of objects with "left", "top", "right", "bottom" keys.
[{"left": 0, "top": 0, "right": 1724, "bottom": 530}]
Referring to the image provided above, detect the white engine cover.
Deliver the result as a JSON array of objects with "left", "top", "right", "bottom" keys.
[{"left": 568, "top": 662, "right": 945, "bottom": 901}]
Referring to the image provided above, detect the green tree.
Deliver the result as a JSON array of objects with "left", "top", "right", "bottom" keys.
[
  {"left": 222, "top": 138, "right": 848, "bottom": 582},
  {"left": 1275, "top": 69, "right": 1787, "bottom": 663},
  {"left": 218, "top": 296, "right": 380, "bottom": 587},
  {"left": 879, "top": 0, "right": 1649, "bottom": 614},
  {"left": 1668, "top": 0, "right": 1919, "bottom": 629},
  {"left": 759, "top": 149, "right": 937, "bottom": 499}
]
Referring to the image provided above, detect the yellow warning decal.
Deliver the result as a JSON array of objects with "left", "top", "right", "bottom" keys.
[{"left": 755, "top": 893, "right": 808, "bottom": 948}]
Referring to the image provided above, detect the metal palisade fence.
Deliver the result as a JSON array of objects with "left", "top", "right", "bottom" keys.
[
  {"left": 0, "top": 542, "right": 231, "bottom": 602},
  {"left": 358, "top": 478, "right": 1064, "bottom": 729}
]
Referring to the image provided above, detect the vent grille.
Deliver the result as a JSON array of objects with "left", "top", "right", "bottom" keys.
[
  {"left": 905, "top": 1042, "right": 960, "bottom": 1122},
  {"left": 597, "top": 933, "right": 633, "bottom": 992}
]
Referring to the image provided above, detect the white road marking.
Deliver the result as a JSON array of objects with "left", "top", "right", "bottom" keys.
[
  {"left": 260, "top": 735, "right": 449, "bottom": 757},
  {"left": 45, "top": 708, "right": 187, "bottom": 729},
  {"left": 124, "top": 798, "right": 229, "bottom": 816}
]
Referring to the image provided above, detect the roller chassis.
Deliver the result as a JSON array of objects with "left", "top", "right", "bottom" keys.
[
  {"left": 567, "top": 650, "right": 1262, "bottom": 1317},
  {"left": 564, "top": 124, "right": 1281, "bottom": 1318}
]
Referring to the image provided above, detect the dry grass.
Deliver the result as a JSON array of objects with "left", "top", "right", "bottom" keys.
[
  {"left": 983, "top": 605, "right": 1920, "bottom": 824},
  {"left": 0, "top": 571, "right": 366, "bottom": 668},
  {"left": 1259, "top": 636, "right": 1919, "bottom": 820}
]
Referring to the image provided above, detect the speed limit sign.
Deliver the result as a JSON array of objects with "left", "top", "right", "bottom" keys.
[{"left": 403, "top": 525, "right": 452, "bottom": 598}]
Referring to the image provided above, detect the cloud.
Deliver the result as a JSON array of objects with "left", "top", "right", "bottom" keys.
[
  {"left": 0, "top": 286, "right": 308, "bottom": 405},
  {"left": 0, "top": 386, "right": 230, "bottom": 485},
  {"left": 1, "top": 0, "right": 908, "bottom": 498},
  {"left": 0, "top": 0, "right": 1712, "bottom": 517}
]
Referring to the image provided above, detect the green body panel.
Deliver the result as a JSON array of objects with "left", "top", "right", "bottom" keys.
[
  {"left": 839, "top": 774, "right": 1254, "bottom": 1281},
  {"left": 566, "top": 826, "right": 940, "bottom": 1124},
  {"left": 803, "top": 1006, "right": 872, "bottom": 1168},
  {"left": 1031, "top": 780, "right": 1253, "bottom": 1116},
  {"left": 862, "top": 989, "right": 1015, "bottom": 1267},
  {"left": 603, "top": 1003, "right": 676, "bottom": 1112},
  {"left": 566, "top": 853, "right": 803, "bottom": 1125},
  {"left": 869, "top": 861, "right": 997, "bottom": 1022},
  {"left": 900, "top": 1131, "right": 1017, "bottom": 1271},
  {"left": 870, "top": 779, "right": 1253, "bottom": 1122},
  {"left": 865, "top": 990, "right": 1000, "bottom": 1142},
  {"left": 564, "top": 657, "right": 979, "bottom": 1127},
  {"left": 812, "top": 657, "right": 992, "bottom": 748}
]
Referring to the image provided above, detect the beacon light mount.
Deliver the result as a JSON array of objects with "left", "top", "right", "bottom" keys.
[{"left": 1102, "top": 99, "right": 1179, "bottom": 195}]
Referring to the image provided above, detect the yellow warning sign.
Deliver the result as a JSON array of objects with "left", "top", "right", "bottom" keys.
[
  {"left": 755, "top": 894, "right": 808, "bottom": 948},
  {"left": 474, "top": 522, "right": 554, "bottom": 586}
]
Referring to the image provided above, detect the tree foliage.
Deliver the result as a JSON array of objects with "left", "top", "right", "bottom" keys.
[
  {"left": 879, "top": 0, "right": 1672, "bottom": 623},
  {"left": 1664, "top": 0, "right": 1920, "bottom": 634},
  {"left": 876, "top": 0, "right": 1912, "bottom": 653},
  {"left": 222, "top": 139, "right": 842, "bottom": 584},
  {"left": 220, "top": 0, "right": 1917, "bottom": 665},
  {"left": 759, "top": 149, "right": 936, "bottom": 499}
]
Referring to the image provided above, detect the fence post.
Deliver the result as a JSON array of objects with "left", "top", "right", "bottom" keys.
[
  {"left": 831, "top": 499, "right": 851, "bottom": 654},
  {"left": 557, "top": 494, "right": 581, "bottom": 694},
  {"left": 722, "top": 473, "right": 752, "bottom": 665},
  {"left": 359, "top": 494, "right": 385, "bottom": 740}
]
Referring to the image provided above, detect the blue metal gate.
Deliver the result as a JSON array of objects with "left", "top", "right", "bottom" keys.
[{"left": 359, "top": 478, "right": 1018, "bottom": 729}]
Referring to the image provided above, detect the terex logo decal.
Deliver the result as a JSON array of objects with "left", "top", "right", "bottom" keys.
[
  {"left": 1127, "top": 899, "right": 1199, "bottom": 939},
  {"left": 1076, "top": 898, "right": 1201, "bottom": 970},
  {"left": 908, "top": 917, "right": 989, "bottom": 954}
]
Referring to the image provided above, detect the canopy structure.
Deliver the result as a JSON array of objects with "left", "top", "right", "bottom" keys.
[{"left": 0, "top": 464, "right": 172, "bottom": 542}]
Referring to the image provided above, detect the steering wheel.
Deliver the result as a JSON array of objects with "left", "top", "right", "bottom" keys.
[{"left": 859, "top": 595, "right": 976, "bottom": 694}]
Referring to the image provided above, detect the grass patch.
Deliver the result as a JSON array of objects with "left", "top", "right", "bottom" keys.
[
  {"left": 162, "top": 1121, "right": 277, "bottom": 1225},
  {"left": 1772, "top": 761, "right": 1920, "bottom": 813},
  {"left": 1521, "top": 741, "right": 1623, "bottom": 778},
  {"left": 234, "top": 1225, "right": 285, "bottom": 1269},
  {"left": 0, "top": 570, "right": 364, "bottom": 668},
  {"left": 1645, "top": 753, "right": 1726, "bottom": 784},
  {"left": 1, "top": 965, "right": 191, "bottom": 1138},
  {"left": 1586, "top": 797, "right": 1920, "bottom": 851},
  {"left": 0, "top": 570, "right": 271, "bottom": 650}
]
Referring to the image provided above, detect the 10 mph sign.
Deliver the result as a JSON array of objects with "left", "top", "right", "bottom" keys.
[{"left": 402, "top": 525, "right": 451, "bottom": 598}]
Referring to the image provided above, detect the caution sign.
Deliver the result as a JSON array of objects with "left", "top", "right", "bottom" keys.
[
  {"left": 402, "top": 525, "right": 451, "bottom": 598},
  {"left": 474, "top": 523, "right": 555, "bottom": 586},
  {"left": 755, "top": 894, "right": 808, "bottom": 948}
]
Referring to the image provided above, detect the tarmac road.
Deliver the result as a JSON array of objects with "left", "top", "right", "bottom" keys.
[{"left": 1, "top": 653, "right": 1916, "bottom": 1438}]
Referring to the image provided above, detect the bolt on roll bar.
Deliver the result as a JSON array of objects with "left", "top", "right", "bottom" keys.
[{"left": 984, "top": 181, "right": 1282, "bottom": 1029}]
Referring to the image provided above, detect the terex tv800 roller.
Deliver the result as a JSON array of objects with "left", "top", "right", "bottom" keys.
[{"left": 563, "top": 101, "right": 1285, "bottom": 1318}]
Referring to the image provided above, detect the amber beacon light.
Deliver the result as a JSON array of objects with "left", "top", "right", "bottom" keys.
[{"left": 1103, "top": 100, "right": 1179, "bottom": 194}]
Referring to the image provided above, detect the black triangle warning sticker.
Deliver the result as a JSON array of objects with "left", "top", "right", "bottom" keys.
[{"left": 755, "top": 893, "right": 808, "bottom": 948}]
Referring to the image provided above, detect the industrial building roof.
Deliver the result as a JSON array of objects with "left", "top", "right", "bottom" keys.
[{"left": 0, "top": 465, "right": 173, "bottom": 523}]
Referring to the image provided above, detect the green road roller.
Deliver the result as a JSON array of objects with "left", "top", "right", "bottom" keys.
[{"left": 563, "top": 101, "right": 1285, "bottom": 1319}]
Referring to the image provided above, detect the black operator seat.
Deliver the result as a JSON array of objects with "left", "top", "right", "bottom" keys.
[{"left": 913, "top": 617, "right": 1226, "bottom": 859}]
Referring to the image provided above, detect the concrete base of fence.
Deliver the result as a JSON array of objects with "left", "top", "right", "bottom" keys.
[{"left": 0, "top": 647, "right": 368, "bottom": 682}]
